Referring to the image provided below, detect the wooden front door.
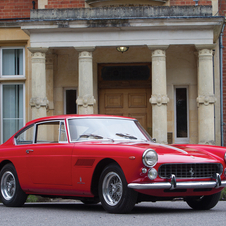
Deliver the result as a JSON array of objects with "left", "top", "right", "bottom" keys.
[
  {"left": 99, "top": 88, "right": 152, "bottom": 135},
  {"left": 98, "top": 63, "right": 152, "bottom": 135}
]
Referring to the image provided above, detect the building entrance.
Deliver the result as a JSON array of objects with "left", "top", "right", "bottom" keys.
[{"left": 98, "top": 63, "right": 152, "bottom": 135}]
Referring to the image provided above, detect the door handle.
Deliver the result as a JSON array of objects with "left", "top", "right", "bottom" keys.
[{"left": 26, "top": 149, "right": 34, "bottom": 154}]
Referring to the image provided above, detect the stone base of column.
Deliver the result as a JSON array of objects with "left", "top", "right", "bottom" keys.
[
  {"left": 198, "top": 104, "right": 215, "bottom": 145},
  {"left": 31, "top": 107, "right": 48, "bottom": 120},
  {"left": 78, "top": 106, "right": 95, "bottom": 114},
  {"left": 30, "top": 97, "right": 49, "bottom": 119},
  {"left": 152, "top": 105, "right": 168, "bottom": 144}
]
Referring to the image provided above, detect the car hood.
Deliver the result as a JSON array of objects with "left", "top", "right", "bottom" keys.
[
  {"left": 77, "top": 140, "right": 222, "bottom": 163},
  {"left": 112, "top": 141, "right": 221, "bottom": 163}
]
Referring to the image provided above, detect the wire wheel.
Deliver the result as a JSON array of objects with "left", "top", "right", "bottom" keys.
[
  {"left": 1, "top": 171, "right": 16, "bottom": 201},
  {"left": 99, "top": 163, "right": 137, "bottom": 213},
  {"left": 0, "top": 164, "right": 27, "bottom": 207},
  {"left": 102, "top": 172, "right": 123, "bottom": 206}
]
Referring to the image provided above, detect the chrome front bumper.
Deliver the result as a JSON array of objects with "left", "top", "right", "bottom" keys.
[
  {"left": 128, "top": 173, "right": 226, "bottom": 190},
  {"left": 128, "top": 180, "right": 226, "bottom": 190}
]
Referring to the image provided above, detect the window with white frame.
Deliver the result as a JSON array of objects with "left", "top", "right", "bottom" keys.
[
  {"left": 0, "top": 47, "right": 25, "bottom": 143},
  {"left": 1, "top": 47, "right": 25, "bottom": 77},
  {"left": 1, "top": 84, "right": 25, "bottom": 143}
]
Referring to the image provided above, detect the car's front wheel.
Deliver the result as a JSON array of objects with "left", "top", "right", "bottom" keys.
[
  {"left": 98, "top": 163, "right": 137, "bottom": 213},
  {"left": 0, "top": 163, "right": 27, "bottom": 207},
  {"left": 186, "top": 192, "right": 221, "bottom": 210}
]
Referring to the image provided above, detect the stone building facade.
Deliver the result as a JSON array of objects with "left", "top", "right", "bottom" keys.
[{"left": 0, "top": 0, "right": 225, "bottom": 146}]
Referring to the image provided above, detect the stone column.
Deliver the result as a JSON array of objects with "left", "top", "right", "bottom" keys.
[
  {"left": 28, "top": 47, "right": 49, "bottom": 120},
  {"left": 75, "top": 47, "right": 96, "bottom": 114},
  {"left": 148, "top": 46, "right": 169, "bottom": 144},
  {"left": 196, "top": 45, "right": 216, "bottom": 145},
  {"left": 46, "top": 53, "right": 54, "bottom": 116}
]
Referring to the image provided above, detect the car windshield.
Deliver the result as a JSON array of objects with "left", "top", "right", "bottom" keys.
[{"left": 68, "top": 118, "right": 152, "bottom": 142}]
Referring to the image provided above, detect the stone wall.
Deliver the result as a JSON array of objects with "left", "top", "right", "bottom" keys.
[{"left": 30, "top": 5, "right": 212, "bottom": 20}]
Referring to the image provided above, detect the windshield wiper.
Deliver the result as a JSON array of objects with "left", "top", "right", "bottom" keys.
[
  {"left": 115, "top": 133, "right": 137, "bottom": 140},
  {"left": 77, "top": 134, "right": 104, "bottom": 140}
]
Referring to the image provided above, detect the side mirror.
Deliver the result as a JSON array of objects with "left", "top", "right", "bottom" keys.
[{"left": 152, "top": 138, "right": 156, "bottom": 143}]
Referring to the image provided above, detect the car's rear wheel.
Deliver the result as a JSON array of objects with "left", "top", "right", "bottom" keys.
[
  {"left": 98, "top": 163, "right": 137, "bottom": 213},
  {"left": 0, "top": 163, "right": 27, "bottom": 207},
  {"left": 186, "top": 192, "right": 221, "bottom": 210}
]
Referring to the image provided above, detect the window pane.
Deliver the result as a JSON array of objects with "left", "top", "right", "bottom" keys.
[
  {"left": 16, "top": 126, "right": 34, "bottom": 145},
  {"left": 66, "top": 90, "right": 76, "bottom": 114},
  {"left": 36, "top": 122, "right": 60, "bottom": 143},
  {"left": 59, "top": 122, "right": 67, "bottom": 142},
  {"left": 2, "top": 49, "right": 23, "bottom": 76},
  {"left": 176, "top": 88, "right": 187, "bottom": 138},
  {"left": 101, "top": 65, "right": 150, "bottom": 81},
  {"left": 2, "top": 84, "right": 24, "bottom": 142}
]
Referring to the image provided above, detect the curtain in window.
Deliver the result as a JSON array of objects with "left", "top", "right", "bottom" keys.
[
  {"left": 2, "top": 84, "right": 24, "bottom": 142},
  {"left": 2, "top": 49, "right": 23, "bottom": 75}
]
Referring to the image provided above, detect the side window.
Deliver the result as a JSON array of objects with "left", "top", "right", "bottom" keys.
[
  {"left": 15, "top": 125, "right": 34, "bottom": 145},
  {"left": 35, "top": 121, "right": 67, "bottom": 143},
  {"left": 59, "top": 122, "right": 67, "bottom": 142}
]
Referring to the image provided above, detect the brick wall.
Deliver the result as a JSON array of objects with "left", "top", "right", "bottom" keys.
[
  {"left": 170, "top": 0, "right": 212, "bottom": 5},
  {"left": 0, "top": 0, "right": 37, "bottom": 19},
  {"left": 44, "top": 0, "right": 211, "bottom": 8},
  {"left": 45, "top": 0, "right": 85, "bottom": 8}
]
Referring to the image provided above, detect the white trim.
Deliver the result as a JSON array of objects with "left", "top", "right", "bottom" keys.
[
  {"left": 0, "top": 83, "right": 25, "bottom": 144},
  {"left": 174, "top": 86, "right": 189, "bottom": 144},
  {"left": 0, "top": 47, "right": 25, "bottom": 78},
  {"left": 64, "top": 88, "right": 77, "bottom": 114}
]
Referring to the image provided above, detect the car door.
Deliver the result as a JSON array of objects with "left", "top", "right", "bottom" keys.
[{"left": 25, "top": 120, "right": 73, "bottom": 186}]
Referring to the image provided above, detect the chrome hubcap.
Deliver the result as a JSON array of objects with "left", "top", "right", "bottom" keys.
[
  {"left": 102, "top": 172, "right": 123, "bottom": 206},
  {"left": 1, "top": 171, "right": 16, "bottom": 200}
]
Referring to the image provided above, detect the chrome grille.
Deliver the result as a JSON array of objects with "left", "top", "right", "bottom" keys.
[{"left": 158, "top": 163, "right": 222, "bottom": 179}]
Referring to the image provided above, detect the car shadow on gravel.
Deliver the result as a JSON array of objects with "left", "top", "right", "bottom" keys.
[{"left": 20, "top": 201, "right": 198, "bottom": 214}]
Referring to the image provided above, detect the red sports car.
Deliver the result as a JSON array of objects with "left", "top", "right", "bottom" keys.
[{"left": 0, "top": 115, "right": 226, "bottom": 213}]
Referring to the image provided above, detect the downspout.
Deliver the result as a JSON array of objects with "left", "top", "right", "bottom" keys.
[{"left": 220, "top": 24, "right": 225, "bottom": 146}]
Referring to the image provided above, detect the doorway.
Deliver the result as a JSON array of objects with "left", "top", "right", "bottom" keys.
[{"left": 98, "top": 63, "right": 152, "bottom": 135}]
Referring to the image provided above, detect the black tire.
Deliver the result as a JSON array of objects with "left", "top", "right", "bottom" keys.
[
  {"left": 98, "top": 163, "right": 137, "bottom": 213},
  {"left": 0, "top": 163, "right": 27, "bottom": 207},
  {"left": 186, "top": 192, "right": 221, "bottom": 210}
]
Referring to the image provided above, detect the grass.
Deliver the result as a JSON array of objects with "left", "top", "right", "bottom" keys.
[
  {"left": 220, "top": 187, "right": 226, "bottom": 200},
  {"left": 26, "top": 195, "right": 51, "bottom": 203},
  {"left": 26, "top": 195, "right": 39, "bottom": 202}
]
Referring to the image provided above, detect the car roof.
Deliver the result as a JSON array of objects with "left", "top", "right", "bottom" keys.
[{"left": 25, "top": 114, "right": 136, "bottom": 126}]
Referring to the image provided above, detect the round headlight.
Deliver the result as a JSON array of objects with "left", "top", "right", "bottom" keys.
[
  {"left": 142, "top": 149, "right": 158, "bottom": 167},
  {"left": 148, "top": 168, "right": 158, "bottom": 180}
]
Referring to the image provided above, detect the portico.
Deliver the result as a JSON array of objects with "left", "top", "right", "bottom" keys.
[{"left": 22, "top": 6, "right": 224, "bottom": 145}]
